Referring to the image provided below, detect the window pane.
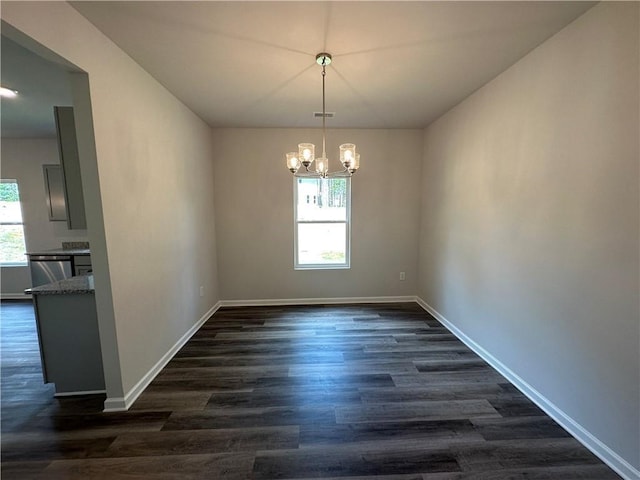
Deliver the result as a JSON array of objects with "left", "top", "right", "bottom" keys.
[
  {"left": 0, "top": 225, "right": 27, "bottom": 264},
  {"left": 0, "top": 181, "right": 24, "bottom": 223},
  {"left": 297, "top": 223, "right": 346, "bottom": 265},
  {"left": 297, "top": 178, "right": 347, "bottom": 221},
  {"left": 1, "top": 181, "right": 27, "bottom": 265}
]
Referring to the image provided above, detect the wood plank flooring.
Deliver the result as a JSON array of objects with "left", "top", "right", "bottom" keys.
[{"left": 1, "top": 300, "right": 622, "bottom": 479}]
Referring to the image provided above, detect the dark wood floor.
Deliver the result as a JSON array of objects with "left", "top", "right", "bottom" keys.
[{"left": 1, "top": 300, "right": 621, "bottom": 479}]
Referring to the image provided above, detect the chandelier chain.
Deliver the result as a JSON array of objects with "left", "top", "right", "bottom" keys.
[{"left": 322, "top": 63, "right": 327, "bottom": 160}]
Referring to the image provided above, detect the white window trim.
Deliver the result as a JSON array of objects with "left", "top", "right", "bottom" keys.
[
  {"left": 294, "top": 177, "right": 351, "bottom": 270},
  {"left": 0, "top": 179, "right": 28, "bottom": 267}
]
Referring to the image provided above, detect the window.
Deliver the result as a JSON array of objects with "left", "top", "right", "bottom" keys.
[
  {"left": 294, "top": 177, "right": 350, "bottom": 269},
  {"left": 0, "top": 180, "right": 27, "bottom": 266}
]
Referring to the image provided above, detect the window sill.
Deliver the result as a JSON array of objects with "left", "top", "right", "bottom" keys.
[{"left": 295, "top": 264, "right": 351, "bottom": 271}]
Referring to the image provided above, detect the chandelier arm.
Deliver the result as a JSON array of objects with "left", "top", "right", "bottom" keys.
[
  {"left": 293, "top": 172, "right": 352, "bottom": 179},
  {"left": 293, "top": 167, "right": 352, "bottom": 178},
  {"left": 324, "top": 168, "right": 352, "bottom": 177},
  {"left": 293, "top": 165, "right": 351, "bottom": 178}
]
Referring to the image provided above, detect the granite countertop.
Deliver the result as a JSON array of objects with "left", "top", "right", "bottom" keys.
[
  {"left": 26, "top": 248, "right": 90, "bottom": 256},
  {"left": 26, "top": 242, "right": 90, "bottom": 256},
  {"left": 26, "top": 275, "right": 95, "bottom": 295}
]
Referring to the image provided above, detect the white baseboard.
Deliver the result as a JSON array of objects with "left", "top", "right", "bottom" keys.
[
  {"left": 102, "top": 301, "right": 222, "bottom": 413},
  {"left": 219, "top": 296, "right": 418, "bottom": 307},
  {"left": 415, "top": 297, "right": 639, "bottom": 480},
  {"left": 103, "top": 396, "right": 127, "bottom": 412}
]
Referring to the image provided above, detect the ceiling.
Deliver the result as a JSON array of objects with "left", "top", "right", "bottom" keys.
[
  {"left": 1, "top": 36, "right": 74, "bottom": 137},
  {"left": 1, "top": 1, "right": 596, "bottom": 136}
]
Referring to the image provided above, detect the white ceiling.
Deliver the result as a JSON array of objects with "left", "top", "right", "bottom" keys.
[
  {"left": 2, "top": 1, "right": 596, "bottom": 136},
  {"left": 1, "top": 36, "right": 74, "bottom": 137}
]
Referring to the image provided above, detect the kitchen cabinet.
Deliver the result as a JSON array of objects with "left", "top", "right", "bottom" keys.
[
  {"left": 54, "top": 106, "right": 87, "bottom": 230},
  {"left": 28, "top": 276, "right": 104, "bottom": 396},
  {"left": 42, "top": 164, "right": 67, "bottom": 221},
  {"left": 73, "top": 254, "right": 92, "bottom": 276}
]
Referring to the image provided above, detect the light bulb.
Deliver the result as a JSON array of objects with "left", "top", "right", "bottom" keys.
[
  {"left": 286, "top": 152, "right": 300, "bottom": 173},
  {"left": 298, "top": 143, "right": 315, "bottom": 167},
  {"left": 340, "top": 143, "right": 356, "bottom": 168},
  {"left": 316, "top": 157, "right": 328, "bottom": 174}
]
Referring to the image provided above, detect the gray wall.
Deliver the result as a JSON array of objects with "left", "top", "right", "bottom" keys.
[
  {"left": 418, "top": 2, "right": 639, "bottom": 473},
  {"left": 2, "top": 3, "right": 220, "bottom": 405},
  {"left": 1, "top": 138, "right": 88, "bottom": 297},
  {"left": 212, "top": 128, "right": 422, "bottom": 301}
]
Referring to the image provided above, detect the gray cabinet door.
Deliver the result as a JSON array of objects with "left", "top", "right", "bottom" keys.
[
  {"left": 54, "top": 106, "right": 87, "bottom": 230},
  {"left": 42, "top": 164, "right": 67, "bottom": 221}
]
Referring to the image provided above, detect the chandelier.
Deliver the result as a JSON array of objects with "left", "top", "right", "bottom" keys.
[{"left": 285, "top": 53, "right": 360, "bottom": 178}]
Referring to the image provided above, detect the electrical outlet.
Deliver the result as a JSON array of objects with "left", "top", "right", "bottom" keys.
[
  {"left": 199, "top": 286, "right": 204, "bottom": 297},
  {"left": 399, "top": 272, "right": 406, "bottom": 281}
]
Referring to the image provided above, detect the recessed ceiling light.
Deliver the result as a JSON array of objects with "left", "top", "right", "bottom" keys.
[{"left": 0, "top": 87, "right": 19, "bottom": 98}]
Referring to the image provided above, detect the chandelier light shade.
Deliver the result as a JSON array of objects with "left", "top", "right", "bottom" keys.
[{"left": 285, "top": 53, "right": 361, "bottom": 178}]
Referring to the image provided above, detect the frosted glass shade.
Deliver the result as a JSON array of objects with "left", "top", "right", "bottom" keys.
[
  {"left": 299, "top": 143, "right": 315, "bottom": 167},
  {"left": 286, "top": 152, "right": 300, "bottom": 173},
  {"left": 349, "top": 153, "right": 360, "bottom": 173},
  {"left": 316, "top": 157, "right": 328, "bottom": 175},
  {"left": 339, "top": 144, "right": 356, "bottom": 168}
]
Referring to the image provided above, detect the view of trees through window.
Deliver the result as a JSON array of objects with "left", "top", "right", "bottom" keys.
[
  {"left": 295, "top": 177, "right": 350, "bottom": 268},
  {"left": 0, "top": 180, "right": 27, "bottom": 265}
]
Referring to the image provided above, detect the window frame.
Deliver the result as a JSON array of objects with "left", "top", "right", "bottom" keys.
[
  {"left": 293, "top": 176, "right": 351, "bottom": 270},
  {"left": 0, "top": 179, "right": 28, "bottom": 267}
]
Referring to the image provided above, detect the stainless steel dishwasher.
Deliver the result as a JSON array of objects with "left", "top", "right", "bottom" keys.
[{"left": 28, "top": 255, "right": 73, "bottom": 287}]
